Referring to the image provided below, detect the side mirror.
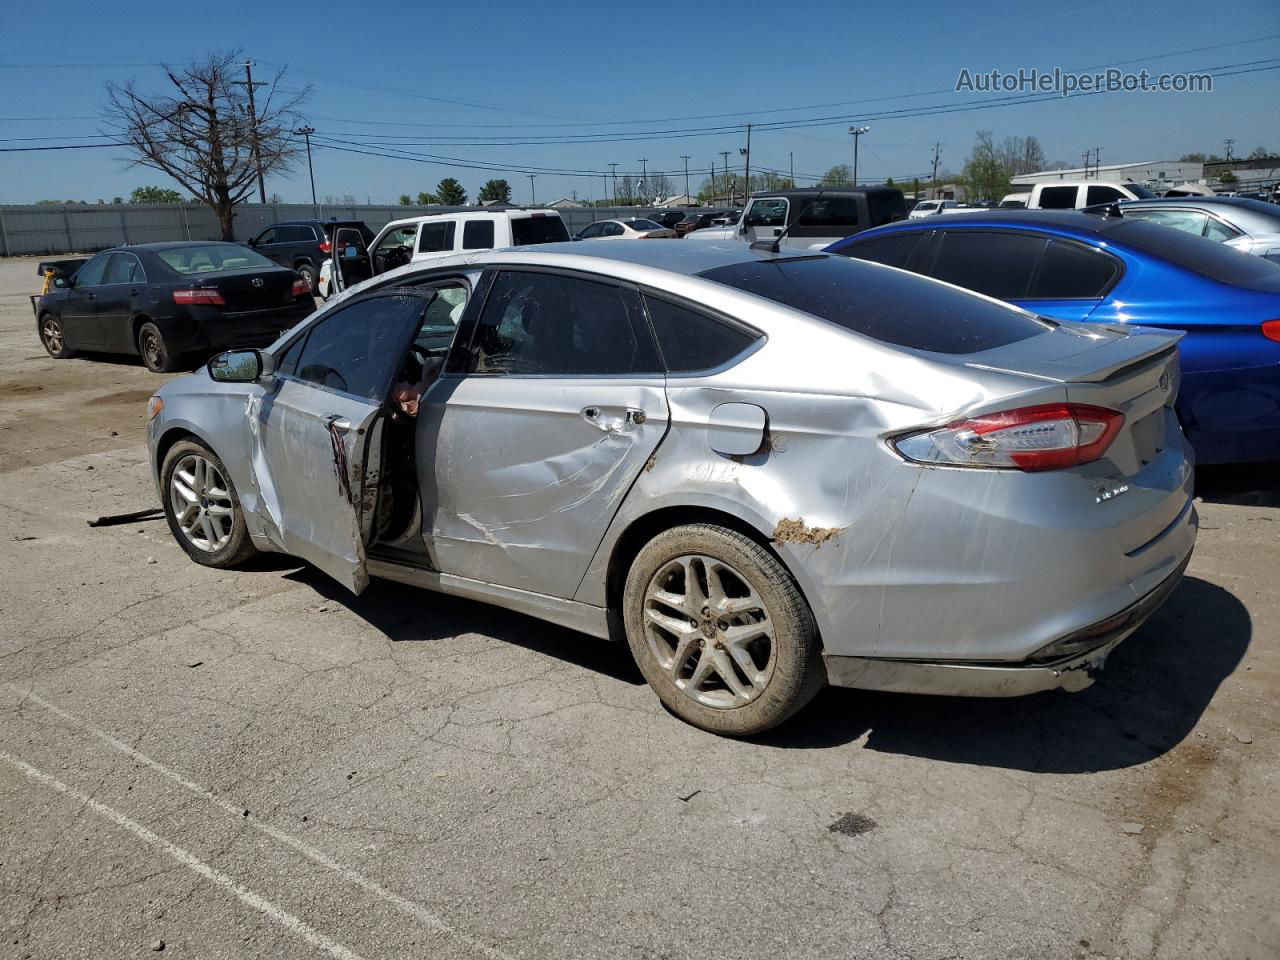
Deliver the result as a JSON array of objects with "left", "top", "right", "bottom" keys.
[
  {"left": 54, "top": 276, "right": 69, "bottom": 289},
  {"left": 208, "top": 348, "right": 272, "bottom": 383},
  {"left": 248, "top": 238, "right": 258, "bottom": 247}
]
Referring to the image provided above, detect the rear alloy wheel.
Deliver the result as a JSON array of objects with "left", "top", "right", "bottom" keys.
[
  {"left": 138, "top": 321, "right": 179, "bottom": 373},
  {"left": 38, "top": 314, "right": 74, "bottom": 359},
  {"left": 161, "top": 439, "right": 256, "bottom": 568},
  {"left": 297, "top": 263, "right": 317, "bottom": 295},
  {"left": 623, "top": 523, "right": 825, "bottom": 736}
]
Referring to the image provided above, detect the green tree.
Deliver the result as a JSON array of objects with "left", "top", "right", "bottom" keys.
[
  {"left": 416, "top": 191, "right": 435, "bottom": 205},
  {"left": 961, "top": 131, "right": 1010, "bottom": 202},
  {"left": 820, "top": 164, "right": 852, "bottom": 186},
  {"left": 478, "top": 179, "right": 512, "bottom": 203},
  {"left": 884, "top": 177, "right": 896, "bottom": 189},
  {"left": 1247, "top": 146, "right": 1272, "bottom": 160},
  {"left": 1219, "top": 170, "right": 1238, "bottom": 185},
  {"left": 129, "top": 185, "right": 184, "bottom": 204},
  {"left": 435, "top": 178, "right": 467, "bottom": 206},
  {"left": 111, "top": 196, "right": 125, "bottom": 204},
  {"left": 398, "top": 194, "right": 412, "bottom": 205}
]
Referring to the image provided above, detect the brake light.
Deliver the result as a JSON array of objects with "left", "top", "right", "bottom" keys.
[
  {"left": 291, "top": 278, "right": 311, "bottom": 297},
  {"left": 1263, "top": 319, "right": 1280, "bottom": 342},
  {"left": 892, "top": 403, "right": 1125, "bottom": 472},
  {"left": 173, "top": 288, "right": 225, "bottom": 306},
  {"left": 318, "top": 239, "right": 331, "bottom": 254}
]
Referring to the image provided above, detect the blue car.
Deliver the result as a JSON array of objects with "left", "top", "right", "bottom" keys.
[{"left": 826, "top": 210, "right": 1280, "bottom": 464}]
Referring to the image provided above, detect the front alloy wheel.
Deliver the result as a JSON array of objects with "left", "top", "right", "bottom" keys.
[{"left": 170, "top": 454, "right": 235, "bottom": 552}]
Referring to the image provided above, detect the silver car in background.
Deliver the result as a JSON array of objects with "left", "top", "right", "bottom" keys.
[{"left": 146, "top": 243, "right": 1196, "bottom": 736}]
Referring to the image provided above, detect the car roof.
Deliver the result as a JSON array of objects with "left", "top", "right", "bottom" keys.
[
  {"left": 869, "top": 209, "right": 1128, "bottom": 235},
  {"left": 748, "top": 187, "right": 900, "bottom": 198},
  {"left": 102, "top": 241, "right": 253, "bottom": 252},
  {"left": 483, "top": 240, "right": 802, "bottom": 275}
]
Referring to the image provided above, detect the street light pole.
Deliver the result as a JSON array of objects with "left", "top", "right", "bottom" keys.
[
  {"left": 528, "top": 174, "right": 536, "bottom": 205},
  {"left": 638, "top": 158, "right": 648, "bottom": 203},
  {"left": 848, "top": 126, "right": 870, "bottom": 187},
  {"left": 719, "top": 151, "right": 732, "bottom": 205},
  {"left": 680, "top": 155, "right": 691, "bottom": 203},
  {"left": 608, "top": 162, "right": 618, "bottom": 206},
  {"left": 294, "top": 126, "right": 317, "bottom": 211}
]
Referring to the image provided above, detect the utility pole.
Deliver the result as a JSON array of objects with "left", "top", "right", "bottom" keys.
[
  {"left": 789, "top": 151, "right": 794, "bottom": 185},
  {"left": 1224, "top": 138, "right": 1236, "bottom": 161},
  {"left": 294, "top": 126, "right": 317, "bottom": 210},
  {"left": 740, "top": 123, "right": 752, "bottom": 200},
  {"left": 930, "top": 142, "right": 941, "bottom": 197},
  {"left": 719, "top": 151, "right": 732, "bottom": 205},
  {"left": 638, "top": 158, "right": 649, "bottom": 203},
  {"left": 680, "top": 154, "right": 691, "bottom": 202},
  {"left": 608, "top": 162, "right": 619, "bottom": 206},
  {"left": 1081, "top": 150, "right": 1091, "bottom": 177},
  {"left": 1094, "top": 147, "right": 1102, "bottom": 179},
  {"left": 527, "top": 174, "right": 536, "bottom": 205},
  {"left": 709, "top": 164, "right": 716, "bottom": 205},
  {"left": 232, "top": 60, "right": 267, "bottom": 203},
  {"left": 849, "top": 125, "right": 869, "bottom": 187}
]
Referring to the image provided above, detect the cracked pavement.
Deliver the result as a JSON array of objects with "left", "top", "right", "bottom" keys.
[{"left": 1, "top": 256, "right": 1277, "bottom": 959}]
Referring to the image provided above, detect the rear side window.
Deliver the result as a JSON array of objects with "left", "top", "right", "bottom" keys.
[
  {"left": 867, "top": 192, "right": 906, "bottom": 226},
  {"left": 464, "top": 271, "right": 660, "bottom": 375},
  {"left": 698, "top": 255, "right": 1051, "bottom": 355},
  {"left": 797, "top": 197, "right": 860, "bottom": 227},
  {"left": 931, "top": 231, "right": 1046, "bottom": 299},
  {"left": 643, "top": 295, "right": 760, "bottom": 373},
  {"left": 463, "top": 220, "right": 496, "bottom": 249},
  {"left": 1086, "top": 186, "right": 1128, "bottom": 205},
  {"left": 1038, "top": 186, "right": 1078, "bottom": 209},
  {"left": 418, "top": 221, "right": 456, "bottom": 253},
  {"left": 510, "top": 216, "right": 570, "bottom": 245},
  {"left": 841, "top": 232, "right": 925, "bottom": 269},
  {"left": 1028, "top": 240, "right": 1119, "bottom": 299}
]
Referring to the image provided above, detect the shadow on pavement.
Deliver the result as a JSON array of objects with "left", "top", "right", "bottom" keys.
[
  {"left": 285, "top": 566, "right": 644, "bottom": 686},
  {"left": 760, "top": 576, "right": 1250, "bottom": 772},
  {"left": 1195, "top": 462, "right": 1280, "bottom": 507}
]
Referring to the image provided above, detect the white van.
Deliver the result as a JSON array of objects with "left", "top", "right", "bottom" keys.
[{"left": 320, "top": 208, "right": 569, "bottom": 297}]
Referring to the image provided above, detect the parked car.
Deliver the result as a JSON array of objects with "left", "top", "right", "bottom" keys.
[
  {"left": 1095, "top": 197, "right": 1280, "bottom": 263},
  {"left": 909, "top": 199, "right": 968, "bottom": 218},
  {"left": 574, "top": 218, "right": 677, "bottom": 240},
  {"left": 34, "top": 242, "right": 313, "bottom": 372},
  {"left": 147, "top": 242, "right": 1193, "bottom": 736},
  {"left": 1020, "top": 180, "right": 1157, "bottom": 210},
  {"left": 675, "top": 211, "right": 723, "bottom": 236},
  {"left": 710, "top": 209, "right": 741, "bottom": 226},
  {"left": 686, "top": 188, "right": 907, "bottom": 249},
  {"left": 247, "top": 219, "right": 374, "bottom": 293},
  {"left": 827, "top": 210, "right": 1280, "bottom": 463},
  {"left": 321, "top": 208, "right": 570, "bottom": 297},
  {"left": 648, "top": 209, "right": 691, "bottom": 230}
]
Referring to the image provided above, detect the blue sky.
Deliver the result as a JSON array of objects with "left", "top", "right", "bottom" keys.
[{"left": 1, "top": 0, "right": 1277, "bottom": 205}]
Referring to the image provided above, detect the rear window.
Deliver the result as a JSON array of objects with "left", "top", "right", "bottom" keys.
[
  {"left": 510, "top": 216, "right": 570, "bottom": 245},
  {"left": 158, "top": 245, "right": 277, "bottom": 275},
  {"left": 698, "top": 255, "right": 1052, "bottom": 355},
  {"left": 324, "top": 222, "right": 375, "bottom": 243},
  {"left": 1109, "top": 220, "right": 1280, "bottom": 290},
  {"left": 841, "top": 232, "right": 925, "bottom": 269}
]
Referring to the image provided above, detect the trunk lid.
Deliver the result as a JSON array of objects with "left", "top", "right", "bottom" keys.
[{"left": 190, "top": 268, "right": 298, "bottom": 313}]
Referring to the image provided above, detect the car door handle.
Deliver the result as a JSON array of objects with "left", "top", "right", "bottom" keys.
[{"left": 86, "top": 292, "right": 96, "bottom": 301}]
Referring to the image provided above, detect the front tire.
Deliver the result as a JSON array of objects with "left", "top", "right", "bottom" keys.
[
  {"left": 38, "top": 313, "right": 74, "bottom": 359},
  {"left": 160, "top": 439, "right": 257, "bottom": 569},
  {"left": 622, "top": 523, "right": 825, "bottom": 736},
  {"left": 138, "top": 321, "right": 179, "bottom": 373}
]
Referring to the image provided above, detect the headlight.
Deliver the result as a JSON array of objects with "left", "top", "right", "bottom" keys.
[{"left": 145, "top": 396, "right": 164, "bottom": 421}]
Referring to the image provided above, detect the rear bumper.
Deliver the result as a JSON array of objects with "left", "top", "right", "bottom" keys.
[
  {"left": 824, "top": 550, "right": 1191, "bottom": 697},
  {"left": 167, "top": 302, "right": 312, "bottom": 352}
]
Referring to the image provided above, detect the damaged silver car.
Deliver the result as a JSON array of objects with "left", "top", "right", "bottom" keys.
[{"left": 146, "top": 243, "right": 1196, "bottom": 736}]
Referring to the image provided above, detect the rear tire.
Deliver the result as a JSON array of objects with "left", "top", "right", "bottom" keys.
[
  {"left": 622, "top": 523, "right": 825, "bottom": 737},
  {"left": 38, "top": 313, "right": 74, "bottom": 359},
  {"left": 138, "top": 321, "right": 179, "bottom": 373},
  {"left": 160, "top": 439, "right": 257, "bottom": 569},
  {"left": 297, "top": 262, "right": 317, "bottom": 294}
]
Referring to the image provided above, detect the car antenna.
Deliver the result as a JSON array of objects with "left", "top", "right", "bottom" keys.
[{"left": 750, "top": 188, "right": 826, "bottom": 254}]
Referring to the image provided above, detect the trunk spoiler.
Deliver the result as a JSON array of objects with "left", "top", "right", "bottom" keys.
[{"left": 963, "top": 325, "right": 1183, "bottom": 384}]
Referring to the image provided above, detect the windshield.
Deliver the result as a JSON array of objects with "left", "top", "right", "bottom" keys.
[
  {"left": 510, "top": 216, "right": 570, "bottom": 245},
  {"left": 1127, "top": 183, "right": 1157, "bottom": 199},
  {"left": 1109, "top": 220, "right": 1280, "bottom": 290},
  {"left": 158, "top": 245, "right": 278, "bottom": 275},
  {"left": 698, "top": 255, "right": 1053, "bottom": 355}
]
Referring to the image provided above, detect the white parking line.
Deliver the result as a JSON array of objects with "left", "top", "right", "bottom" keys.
[
  {"left": 0, "top": 750, "right": 367, "bottom": 960},
  {"left": 13, "top": 687, "right": 515, "bottom": 960}
]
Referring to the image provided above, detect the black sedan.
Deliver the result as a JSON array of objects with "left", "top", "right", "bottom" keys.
[{"left": 35, "top": 242, "right": 315, "bottom": 372}]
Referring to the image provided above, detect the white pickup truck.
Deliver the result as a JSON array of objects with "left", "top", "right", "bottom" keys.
[
  {"left": 321, "top": 208, "right": 570, "bottom": 297},
  {"left": 1019, "top": 180, "right": 1157, "bottom": 210}
]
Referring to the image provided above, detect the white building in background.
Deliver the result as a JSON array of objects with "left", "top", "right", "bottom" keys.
[
  {"left": 547, "top": 198, "right": 586, "bottom": 208},
  {"left": 1012, "top": 160, "right": 1205, "bottom": 191}
]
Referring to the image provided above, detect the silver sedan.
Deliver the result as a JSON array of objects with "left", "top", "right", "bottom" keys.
[{"left": 146, "top": 243, "right": 1196, "bottom": 736}]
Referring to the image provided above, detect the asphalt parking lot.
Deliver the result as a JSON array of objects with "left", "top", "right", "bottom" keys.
[{"left": 1, "top": 253, "right": 1277, "bottom": 960}]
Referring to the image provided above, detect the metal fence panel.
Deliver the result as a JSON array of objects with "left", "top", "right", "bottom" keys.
[{"left": 0, "top": 202, "right": 688, "bottom": 257}]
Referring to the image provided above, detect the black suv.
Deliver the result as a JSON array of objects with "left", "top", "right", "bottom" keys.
[
  {"left": 246, "top": 219, "right": 374, "bottom": 293},
  {"left": 647, "top": 209, "right": 691, "bottom": 230}
]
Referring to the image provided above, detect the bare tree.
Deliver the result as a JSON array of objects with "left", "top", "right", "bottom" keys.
[{"left": 105, "top": 51, "right": 310, "bottom": 240}]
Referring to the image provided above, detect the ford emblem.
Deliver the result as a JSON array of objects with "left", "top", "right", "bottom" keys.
[{"left": 252, "top": 277, "right": 264, "bottom": 287}]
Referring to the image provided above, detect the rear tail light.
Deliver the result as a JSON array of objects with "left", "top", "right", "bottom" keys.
[
  {"left": 1263, "top": 319, "right": 1280, "bottom": 342},
  {"left": 291, "top": 278, "right": 311, "bottom": 297},
  {"left": 892, "top": 403, "right": 1125, "bottom": 472},
  {"left": 173, "top": 288, "right": 225, "bottom": 306},
  {"left": 318, "top": 239, "right": 331, "bottom": 254}
]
